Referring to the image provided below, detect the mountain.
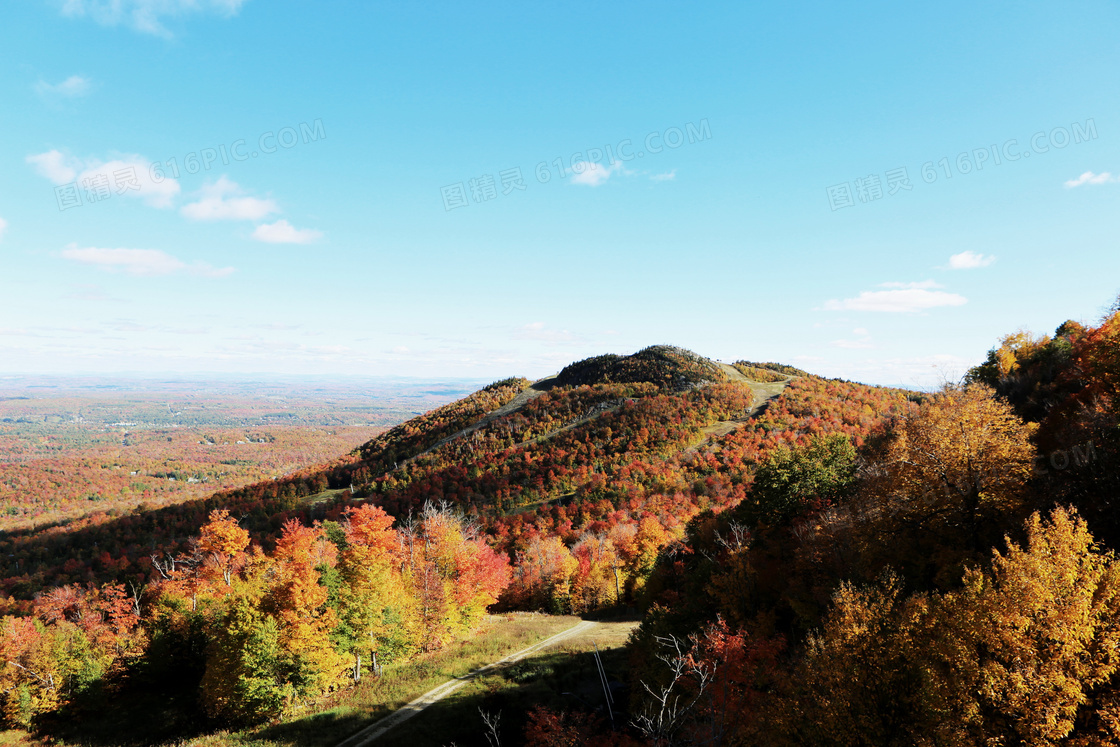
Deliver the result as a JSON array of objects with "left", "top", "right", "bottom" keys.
[
  {"left": 4, "top": 315, "right": 1119, "bottom": 744},
  {"left": 0, "top": 346, "right": 909, "bottom": 601}
]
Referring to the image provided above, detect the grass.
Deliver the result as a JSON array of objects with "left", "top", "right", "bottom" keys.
[
  {"left": 171, "top": 612, "right": 584, "bottom": 747},
  {"left": 376, "top": 618, "right": 640, "bottom": 747}
]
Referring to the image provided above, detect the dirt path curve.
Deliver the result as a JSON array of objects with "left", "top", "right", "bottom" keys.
[
  {"left": 433, "top": 377, "right": 556, "bottom": 447},
  {"left": 386, "top": 378, "right": 554, "bottom": 475},
  {"left": 683, "top": 364, "right": 793, "bottom": 455},
  {"left": 336, "top": 619, "right": 597, "bottom": 747}
]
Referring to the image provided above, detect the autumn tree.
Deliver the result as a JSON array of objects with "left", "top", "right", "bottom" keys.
[
  {"left": 633, "top": 619, "right": 781, "bottom": 746},
  {"left": 874, "top": 384, "right": 1037, "bottom": 558},
  {"left": 200, "top": 587, "right": 286, "bottom": 722},
  {"left": 616, "top": 517, "right": 672, "bottom": 600},
  {"left": 333, "top": 504, "right": 417, "bottom": 679},
  {"left": 0, "top": 617, "right": 68, "bottom": 728},
  {"left": 917, "top": 507, "right": 1120, "bottom": 745},
  {"left": 197, "top": 508, "right": 250, "bottom": 586},
  {"left": 1075, "top": 305, "right": 1120, "bottom": 405},
  {"left": 770, "top": 574, "right": 926, "bottom": 746},
  {"left": 267, "top": 520, "right": 347, "bottom": 703},
  {"left": 771, "top": 508, "right": 1120, "bottom": 746},
  {"left": 570, "top": 532, "right": 622, "bottom": 612},
  {"left": 509, "top": 534, "right": 578, "bottom": 612}
]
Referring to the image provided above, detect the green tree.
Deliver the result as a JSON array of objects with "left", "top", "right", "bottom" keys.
[
  {"left": 200, "top": 591, "right": 286, "bottom": 722},
  {"left": 737, "top": 434, "right": 858, "bottom": 527}
]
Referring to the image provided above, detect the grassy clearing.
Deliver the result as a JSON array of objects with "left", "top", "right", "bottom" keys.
[
  {"left": 379, "top": 618, "right": 640, "bottom": 747},
  {"left": 172, "top": 613, "right": 582, "bottom": 747}
]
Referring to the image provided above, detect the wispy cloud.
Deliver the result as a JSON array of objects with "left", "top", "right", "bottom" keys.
[
  {"left": 570, "top": 161, "right": 626, "bottom": 187},
  {"left": 251, "top": 219, "right": 322, "bottom": 244},
  {"left": 824, "top": 281, "right": 967, "bottom": 313},
  {"left": 831, "top": 327, "right": 874, "bottom": 349},
  {"left": 1064, "top": 171, "right": 1115, "bottom": 188},
  {"left": 63, "top": 284, "right": 122, "bottom": 302},
  {"left": 0, "top": 218, "right": 7, "bottom": 243},
  {"left": 26, "top": 150, "right": 180, "bottom": 207},
  {"left": 35, "top": 75, "right": 92, "bottom": 100},
  {"left": 26, "top": 150, "right": 79, "bottom": 183},
  {"left": 878, "top": 280, "right": 943, "bottom": 289},
  {"left": 947, "top": 251, "right": 996, "bottom": 270},
  {"left": 514, "top": 322, "right": 577, "bottom": 343},
  {"left": 60, "top": 244, "right": 234, "bottom": 278},
  {"left": 650, "top": 169, "right": 677, "bottom": 182},
  {"left": 181, "top": 176, "right": 277, "bottom": 221},
  {"left": 60, "top": 0, "right": 248, "bottom": 37}
]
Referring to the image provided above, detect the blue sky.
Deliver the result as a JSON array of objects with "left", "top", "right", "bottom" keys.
[{"left": 1, "top": 1, "right": 1118, "bottom": 388}]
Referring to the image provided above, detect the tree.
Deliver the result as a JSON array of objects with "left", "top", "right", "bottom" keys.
[
  {"left": 616, "top": 517, "right": 672, "bottom": 600},
  {"left": 197, "top": 509, "right": 250, "bottom": 586},
  {"left": 772, "top": 508, "right": 1120, "bottom": 746},
  {"left": 877, "top": 384, "right": 1037, "bottom": 554},
  {"left": 773, "top": 574, "right": 925, "bottom": 746},
  {"left": 919, "top": 507, "right": 1120, "bottom": 745},
  {"left": 737, "top": 434, "right": 858, "bottom": 527},
  {"left": 1075, "top": 306, "right": 1120, "bottom": 405},
  {"left": 268, "top": 520, "right": 348, "bottom": 704},
  {"left": 509, "top": 534, "right": 578, "bottom": 612},
  {"left": 200, "top": 589, "right": 286, "bottom": 722},
  {"left": 334, "top": 504, "right": 417, "bottom": 679}
]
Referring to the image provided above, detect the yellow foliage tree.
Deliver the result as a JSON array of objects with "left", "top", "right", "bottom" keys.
[
  {"left": 920, "top": 507, "right": 1120, "bottom": 746},
  {"left": 882, "top": 384, "right": 1038, "bottom": 552},
  {"left": 772, "top": 508, "right": 1120, "bottom": 746},
  {"left": 198, "top": 509, "right": 250, "bottom": 586},
  {"left": 268, "top": 520, "right": 348, "bottom": 704}
]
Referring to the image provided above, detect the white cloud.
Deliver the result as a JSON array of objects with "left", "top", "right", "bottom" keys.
[
  {"left": 26, "top": 150, "right": 180, "bottom": 207},
  {"left": 1064, "top": 171, "right": 1115, "bottom": 188},
  {"left": 27, "top": 150, "right": 77, "bottom": 183},
  {"left": 89, "top": 157, "right": 180, "bottom": 207},
  {"left": 181, "top": 177, "right": 277, "bottom": 221},
  {"left": 831, "top": 327, "right": 873, "bottom": 349},
  {"left": 0, "top": 218, "right": 7, "bottom": 242},
  {"left": 60, "top": 244, "right": 233, "bottom": 277},
  {"left": 35, "top": 75, "right": 92, "bottom": 99},
  {"left": 831, "top": 338, "right": 874, "bottom": 349},
  {"left": 948, "top": 251, "right": 996, "bottom": 270},
  {"left": 878, "top": 280, "right": 942, "bottom": 289},
  {"left": 650, "top": 169, "right": 677, "bottom": 182},
  {"left": 823, "top": 284, "right": 967, "bottom": 313},
  {"left": 251, "top": 219, "right": 322, "bottom": 244},
  {"left": 60, "top": 0, "right": 248, "bottom": 37},
  {"left": 570, "top": 161, "right": 625, "bottom": 186}
]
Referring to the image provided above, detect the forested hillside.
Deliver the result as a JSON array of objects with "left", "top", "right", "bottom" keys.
[{"left": 1, "top": 315, "right": 1118, "bottom": 746}]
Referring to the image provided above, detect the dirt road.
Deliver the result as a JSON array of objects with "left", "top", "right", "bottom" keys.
[{"left": 336, "top": 619, "right": 598, "bottom": 747}]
